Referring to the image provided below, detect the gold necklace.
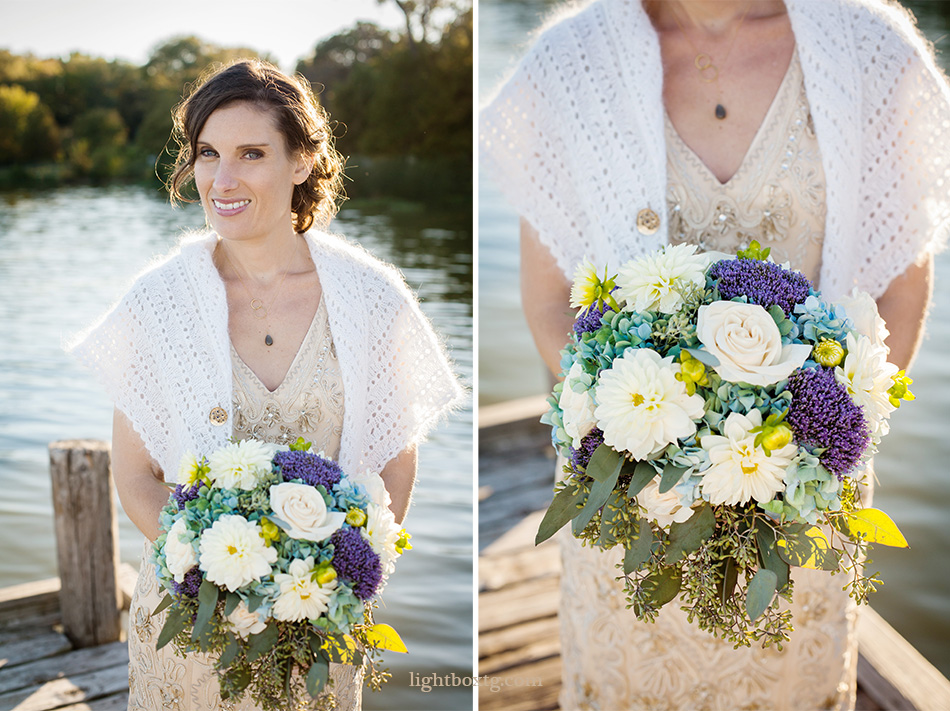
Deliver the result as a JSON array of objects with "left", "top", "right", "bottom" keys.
[
  {"left": 219, "top": 239, "right": 298, "bottom": 347},
  {"left": 669, "top": 2, "right": 752, "bottom": 120}
]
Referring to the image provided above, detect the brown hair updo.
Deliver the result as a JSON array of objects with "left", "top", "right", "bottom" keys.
[{"left": 168, "top": 59, "right": 344, "bottom": 233}]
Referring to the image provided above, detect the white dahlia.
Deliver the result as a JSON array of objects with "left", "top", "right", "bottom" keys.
[
  {"left": 272, "top": 557, "right": 337, "bottom": 622},
  {"left": 594, "top": 348, "right": 705, "bottom": 460},
  {"left": 559, "top": 362, "right": 598, "bottom": 448},
  {"left": 615, "top": 243, "right": 708, "bottom": 314},
  {"left": 699, "top": 410, "right": 797, "bottom": 506},
  {"left": 362, "top": 502, "right": 402, "bottom": 575},
  {"left": 835, "top": 332, "right": 898, "bottom": 442},
  {"left": 164, "top": 517, "right": 198, "bottom": 583},
  {"left": 198, "top": 514, "right": 277, "bottom": 591},
  {"left": 207, "top": 439, "right": 276, "bottom": 490}
]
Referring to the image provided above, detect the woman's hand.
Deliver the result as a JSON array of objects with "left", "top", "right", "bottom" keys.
[
  {"left": 876, "top": 254, "right": 934, "bottom": 372},
  {"left": 112, "top": 408, "right": 171, "bottom": 541},
  {"left": 380, "top": 445, "right": 417, "bottom": 525},
  {"left": 521, "top": 218, "right": 575, "bottom": 378}
]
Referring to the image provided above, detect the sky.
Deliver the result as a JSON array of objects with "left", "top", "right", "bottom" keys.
[{"left": 1, "top": 0, "right": 406, "bottom": 70}]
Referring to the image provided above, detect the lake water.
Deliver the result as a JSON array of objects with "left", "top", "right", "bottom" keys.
[
  {"left": 0, "top": 185, "right": 473, "bottom": 711},
  {"left": 479, "top": 0, "right": 950, "bottom": 679}
]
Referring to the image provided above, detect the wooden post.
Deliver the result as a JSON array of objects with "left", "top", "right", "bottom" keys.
[{"left": 48, "top": 439, "right": 121, "bottom": 648}]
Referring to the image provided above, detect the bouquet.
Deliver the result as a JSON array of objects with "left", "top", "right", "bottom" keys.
[
  {"left": 151, "top": 437, "right": 412, "bottom": 710},
  {"left": 538, "top": 241, "right": 914, "bottom": 648}
]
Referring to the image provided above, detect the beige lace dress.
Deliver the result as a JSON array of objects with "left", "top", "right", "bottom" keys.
[
  {"left": 558, "top": 52, "right": 864, "bottom": 711},
  {"left": 128, "top": 298, "right": 365, "bottom": 710}
]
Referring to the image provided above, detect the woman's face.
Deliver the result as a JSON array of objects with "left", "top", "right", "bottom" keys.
[{"left": 194, "top": 102, "right": 311, "bottom": 244}]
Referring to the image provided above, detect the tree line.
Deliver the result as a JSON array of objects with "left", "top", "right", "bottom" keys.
[{"left": 0, "top": 1, "right": 471, "bottom": 202}]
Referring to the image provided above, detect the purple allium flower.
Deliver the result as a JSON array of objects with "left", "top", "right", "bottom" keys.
[
  {"left": 710, "top": 258, "right": 812, "bottom": 316},
  {"left": 574, "top": 302, "right": 613, "bottom": 337},
  {"left": 173, "top": 483, "right": 201, "bottom": 510},
  {"left": 275, "top": 450, "right": 342, "bottom": 489},
  {"left": 570, "top": 427, "right": 604, "bottom": 472},
  {"left": 173, "top": 565, "right": 203, "bottom": 598},
  {"left": 331, "top": 527, "right": 382, "bottom": 600},
  {"left": 786, "top": 367, "right": 870, "bottom": 477}
]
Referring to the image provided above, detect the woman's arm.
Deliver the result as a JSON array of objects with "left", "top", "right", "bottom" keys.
[
  {"left": 380, "top": 445, "right": 417, "bottom": 525},
  {"left": 520, "top": 218, "right": 576, "bottom": 378},
  {"left": 876, "top": 254, "right": 934, "bottom": 372},
  {"left": 111, "top": 408, "right": 170, "bottom": 542}
]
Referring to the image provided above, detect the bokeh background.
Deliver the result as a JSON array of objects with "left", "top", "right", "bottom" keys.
[
  {"left": 0, "top": 1, "right": 473, "bottom": 710},
  {"left": 479, "top": 0, "right": 950, "bottom": 681}
]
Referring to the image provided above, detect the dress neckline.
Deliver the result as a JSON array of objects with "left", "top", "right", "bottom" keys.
[
  {"left": 664, "top": 49, "right": 800, "bottom": 187},
  {"left": 230, "top": 296, "right": 325, "bottom": 396}
]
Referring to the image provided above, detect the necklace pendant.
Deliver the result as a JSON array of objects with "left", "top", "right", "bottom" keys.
[
  {"left": 715, "top": 103, "right": 727, "bottom": 120},
  {"left": 265, "top": 334, "right": 274, "bottom": 347}
]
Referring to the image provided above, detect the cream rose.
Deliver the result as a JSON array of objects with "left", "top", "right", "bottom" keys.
[
  {"left": 559, "top": 362, "right": 598, "bottom": 448},
  {"left": 696, "top": 301, "right": 811, "bottom": 386},
  {"left": 637, "top": 479, "right": 695, "bottom": 530},
  {"left": 269, "top": 482, "right": 346, "bottom": 542},
  {"left": 164, "top": 517, "right": 198, "bottom": 583},
  {"left": 226, "top": 600, "right": 267, "bottom": 639}
]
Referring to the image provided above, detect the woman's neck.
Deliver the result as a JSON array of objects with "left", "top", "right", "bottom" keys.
[
  {"left": 215, "top": 230, "right": 304, "bottom": 285},
  {"left": 647, "top": 0, "right": 786, "bottom": 34}
]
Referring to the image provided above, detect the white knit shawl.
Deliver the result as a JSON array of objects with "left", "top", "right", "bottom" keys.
[
  {"left": 69, "top": 230, "right": 464, "bottom": 481},
  {"left": 480, "top": 0, "right": 950, "bottom": 300}
]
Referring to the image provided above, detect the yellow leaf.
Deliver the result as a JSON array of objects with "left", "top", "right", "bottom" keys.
[
  {"left": 364, "top": 623, "right": 408, "bottom": 653},
  {"left": 321, "top": 634, "right": 360, "bottom": 664},
  {"left": 776, "top": 526, "right": 839, "bottom": 570},
  {"left": 845, "top": 509, "right": 909, "bottom": 548}
]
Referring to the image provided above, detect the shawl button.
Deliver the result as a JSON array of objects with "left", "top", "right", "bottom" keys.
[
  {"left": 209, "top": 406, "right": 228, "bottom": 426},
  {"left": 636, "top": 208, "right": 661, "bottom": 235}
]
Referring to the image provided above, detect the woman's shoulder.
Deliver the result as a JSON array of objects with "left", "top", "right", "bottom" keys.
[
  {"left": 832, "top": 0, "right": 936, "bottom": 57},
  {"left": 305, "top": 229, "right": 413, "bottom": 296},
  {"left": 120, "top": 231, "right": 216, "bottom": 299}
]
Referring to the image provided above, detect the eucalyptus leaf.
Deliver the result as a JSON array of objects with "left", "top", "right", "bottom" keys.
[
  {"left": 224, "top": 592, "right": 241, "bottom": 617},
  {"left": 573, "top": 466, "right": 621, "bottom": 534},
  {"left": 247, "top": 623, "right": 279, "bottom": 662},
  {"left": 642, "top": 567, "right": 682, "bottom": 607},
  {"left": 664, "top": 504, "right": 716, "bottom": 564},
  {"left": 218, "top": 633, "right": 240, "bottom": 668},
  {"left": 746, "top": 568, "right": 778, "bottom": 621},
  {"left": 586, "top": 444, "right": 622, "bottom": 483},
  {"left": 151, "top": 593, "right": 174, "bottom": 618},
  {"left": 598, "top": 491, "right": 624, "bottom": 546},
  {"left": 192, "top": 579, "right": 220, "bottom": 641},
  {"left": 156, "top": 606, "right": 188, "bottom": 650},
  {"left": 623, "top": 519, "right": 653, "bottom": 574},
  {"left": 535, "top": 483, "right": 585, "bottom": 545},
  {"left": 626, "top": 462, "right": 657, "bottom": 498},
  {"left": 658, "top": 462, "right": 687, "bottom": 494},
  {"left": 754, "top": 521, "right": 790, "bottom": 592},
  {"left": 306, "top": 658, "right": 330, "bottom": 698},
  {"left": 246, "top": 593, "right": 265, "bottom": 613},
  {"left": 715, "top": 556, "right": 739, "bottom": 604},
  {"left": 229, "top": 667, "right": 252, "bottom": 694}
]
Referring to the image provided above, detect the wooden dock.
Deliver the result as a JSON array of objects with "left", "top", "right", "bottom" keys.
[
  {"left": 0, "top": 441, "right": 134, "bottom": 711},
  {"left": 478, "top": 396, "right": 950, "bottom": 711}
]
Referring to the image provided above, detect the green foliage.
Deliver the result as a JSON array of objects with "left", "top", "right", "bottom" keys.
[{"left": 0, "top": 84, "right": 60, "bottom": 165}]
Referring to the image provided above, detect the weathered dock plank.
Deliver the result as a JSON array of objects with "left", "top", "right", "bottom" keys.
[
  {"left": 0, "top": 662, "right": 130, "bottom": 711},
  {"left": 0, "top": 641, "right": 128, "bottom": 695},
  {"left": 0, "top": 631, "right": 72, "bottom": 671}
]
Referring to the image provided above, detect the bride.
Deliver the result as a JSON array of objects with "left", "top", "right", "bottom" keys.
[
  {"left": 481, "top": 0, "right": 948, "bottom": 708},
  {"left": 71, "top": 59, "right": 462, "bottom": 710}
]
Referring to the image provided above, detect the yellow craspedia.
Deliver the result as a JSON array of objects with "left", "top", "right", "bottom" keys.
[
  {"left": 259, "top": 518, "right": 280, "bottom": 543},
  {"left": 314, "top": 563, "right": 338, "bottom": 586},
  {"left": 888, "top": 371, "right": 915, "bottom": 408},
  {"left": 812, "top": 338, "right": 845, "bottom": 367},
  {"left": 396, "top": 530, "right": 413, "bottom": 555},
  {"left": 345, "top": 508, "right": 367, "bottom": 527},
  {"left": 675, "top": 350, "right": 709, "bottom": 396}
]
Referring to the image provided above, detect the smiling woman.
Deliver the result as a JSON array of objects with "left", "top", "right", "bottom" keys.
[{"left": 68, "top": 59, "right": 463, "bottom": 711}]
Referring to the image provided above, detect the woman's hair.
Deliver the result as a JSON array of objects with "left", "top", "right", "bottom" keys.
[{"left": 168, "top": 59, "right": 344, "bottom": 233}]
